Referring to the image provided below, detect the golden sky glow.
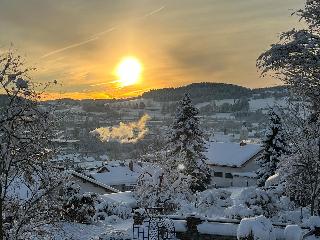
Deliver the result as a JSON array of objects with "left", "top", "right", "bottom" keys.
[{"left": 0, "top": 0, "right": 304, "bottom": 99}]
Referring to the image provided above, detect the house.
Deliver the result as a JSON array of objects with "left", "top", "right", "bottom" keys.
[
  {"left": 88, "top": 161, "right": 145, "bottom": 191},
  {"left": 205, "top": 142, "right": 263, "bottom": 188},
  {"left": 69, "top": 170, "right": 120, "bottom": 194}
]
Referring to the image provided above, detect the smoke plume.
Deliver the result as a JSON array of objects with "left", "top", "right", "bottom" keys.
[{"left": 91, "top": 114, "right": 150, "bottom": 143}]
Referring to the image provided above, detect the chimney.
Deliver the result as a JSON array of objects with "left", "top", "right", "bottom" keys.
[{"left": 129, "top": 160, "right": 134, "bottom": 171}]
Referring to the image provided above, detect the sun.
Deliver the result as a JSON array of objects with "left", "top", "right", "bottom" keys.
[{"left": 115, "top": 56, "right": 143, "bottom": 87}]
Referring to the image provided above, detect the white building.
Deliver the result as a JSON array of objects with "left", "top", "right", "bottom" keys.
[
  {"left": 205, "top": 142, "right": 263, "bottom": 188},
  {"left": 88, "top": 161, "right": 144, "bottom": 191}
]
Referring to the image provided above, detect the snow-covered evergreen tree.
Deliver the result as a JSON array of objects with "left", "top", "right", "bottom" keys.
[
  {"left": 256, "top": 110, "right": 287, "bottom": 187},
  {"left": 257, "top": 0, "right": 320, "bottom": 215},
  {"left": 167, "top": 93, "right": 211, "bottom": 192}
]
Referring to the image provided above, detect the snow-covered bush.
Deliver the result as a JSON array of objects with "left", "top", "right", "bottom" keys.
[
  {"left": 61, "top": 192, "right": 98, "bottom": 224},
  {"left": 195, "top": 189, "right": 232, "bottom": 217},
  {"left": 95, "top": 200, "right": 132, "bottom": 220},
  {"left": 237, "top": 216, "right": 276, "bottom": 240},
  {"left": 225, "top": 204, "right": 255, "bottom": 220},
  {"left": 176, "top": 189, "right": 232, "bottom": 217},
  {"left": 134, "top": 167, "right": 190, "bottom": 213},
  {"left": 284, "top": 225, "right": 303, "bottom": 240},
  {"left": 197, "top": 189, "right": 232, "bottom": 209},
  {"left": 175, "top": 201, "right": 197, "bottom": 216},
  {"left": 135, "top": 167, "right": 170, "bottom": 208},
  {"left": 61, "top": 181, "right": 80, "bottom": 200},
  {"left": 264, "top": 173, "right": 280, "bottom": 188},
  {"left": 276, "top": 208, "right": 310, "bottom": 224},
  {"left": 305, "top": 216, "right": 320, "bottom": 231},
  {"left": 239, "top": 187, "right": 279, "bottom": 218}
]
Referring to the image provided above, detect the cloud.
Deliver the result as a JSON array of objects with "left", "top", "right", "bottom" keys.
[
  {"left": 168, "top": 38, "right": 228, "bottom": 74},
  {"left": 40, "top": 5, "right": 164, "bottom": 59},
  {"left": 142, "top": 6, "right": 165, "bottom": 18},
  {"left": 91, "top": 114, "right": 150, "bottom": 143},
  {"left": 40, "top": 28, "right": 115, "bottom": 58}
]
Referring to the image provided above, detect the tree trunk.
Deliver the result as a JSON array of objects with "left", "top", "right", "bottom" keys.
[
  {"left": 0, "top": 183, "right": 3, "bottom": 240},
  {"left": 311, "top": 199, "right": 315, "bottom": 216}
]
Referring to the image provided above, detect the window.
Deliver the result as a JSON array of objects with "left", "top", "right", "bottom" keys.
[
  {"left": 225, "top": 173, "right": 233, "bottom": 179},
  {"left": 214, "top": 172, "right": 223, "bottom": 177}
]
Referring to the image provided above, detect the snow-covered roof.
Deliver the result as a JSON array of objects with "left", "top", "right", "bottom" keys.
[
  {"left": 90, "top": 162, "right": 143, "bottom": 186},
  {"left": 70, "top": 170, "right": 120, "bottom": 193},
  {"left": 205, "top": 142, "right": 263, "bottom": 167}
]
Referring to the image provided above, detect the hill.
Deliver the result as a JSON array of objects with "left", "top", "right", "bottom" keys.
[{"left": 141, "top": 82, "right": 287, "bottom": 103}]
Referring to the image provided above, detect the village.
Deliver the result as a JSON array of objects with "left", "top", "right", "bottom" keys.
[{"left": 2, "top": 0, "right": 320, "bottom": 239}]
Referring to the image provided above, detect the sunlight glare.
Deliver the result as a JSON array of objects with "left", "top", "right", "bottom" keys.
[{"left": 115, "top": 57, "right": 142, "bottom": 87}]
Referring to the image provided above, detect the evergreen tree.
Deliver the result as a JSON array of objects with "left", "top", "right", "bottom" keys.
[
  {"left": 167, "top": 93, "right": 211, "bottom": 192},
  {"left": 256, "top": 110, "right": 287, "bottom": 187},
  {"left": 257, "top": 1, "right": 320, "bottom": 215}
]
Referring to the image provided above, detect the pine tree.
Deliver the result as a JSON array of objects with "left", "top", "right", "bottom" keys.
[
  {"left": 167, "top": 93, "right": 211, "bottom": 192},
  {"left": 256, "top": 110, "right": 287, "bottom": 187}
]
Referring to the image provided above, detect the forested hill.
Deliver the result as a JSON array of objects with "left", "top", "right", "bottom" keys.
[{"left": 141, "top": 83, "right": 287, "bottom": 103}]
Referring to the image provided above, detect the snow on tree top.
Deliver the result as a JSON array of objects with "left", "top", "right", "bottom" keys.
[{"left": 205, "top": 142, "right": 263, "bottom": 167}]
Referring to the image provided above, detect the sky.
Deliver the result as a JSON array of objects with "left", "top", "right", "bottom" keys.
[{"left": 0, "top": 0, "right": 304, "bottom": 99}]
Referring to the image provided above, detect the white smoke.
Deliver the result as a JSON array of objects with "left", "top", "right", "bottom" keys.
[{"left": 91, "top": 114, "right": 150, "bottom": 144}]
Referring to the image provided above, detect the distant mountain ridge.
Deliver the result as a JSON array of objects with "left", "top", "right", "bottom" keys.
[
  {"left": 19, "top": 82, "right": 287, "bottom": 104},
  {"left": 142, "top": 82, "right": 287, "bottom": 103}
]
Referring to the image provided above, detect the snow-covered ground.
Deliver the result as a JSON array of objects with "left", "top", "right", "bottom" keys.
[{"left": 52, "top": 218, "right": 133, "bottom": 240}]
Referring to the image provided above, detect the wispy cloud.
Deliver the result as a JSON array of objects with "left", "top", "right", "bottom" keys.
[
  {"left": 143, "top": 6, "right": 165, "bottom": 18},
  {"left": 40, "top": 28, "right": 115, "bottom": 59},
  {"left": 40, "top": 5, "right": 165, "bottom": 59}
]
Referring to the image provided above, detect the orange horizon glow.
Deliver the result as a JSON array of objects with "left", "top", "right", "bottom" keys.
[{"left": 40, "top": 87, "right": 152, "bottom": 101}]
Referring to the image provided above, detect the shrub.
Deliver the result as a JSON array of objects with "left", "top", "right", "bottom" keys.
[
  {"left": 239, "top": 187, "right": 279, "bottom": 218},
  {"left": 62, "top": 192, "right": 97, "bottom": 224},
  {"left": 95, "top": 200, "right": 132, "bottom": 220},
  {"left": 237, "top": 216, "right": 276, "bottom": 240},
  {"left": 225, "top": 204, "right": 254, "bottom": 220}
]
